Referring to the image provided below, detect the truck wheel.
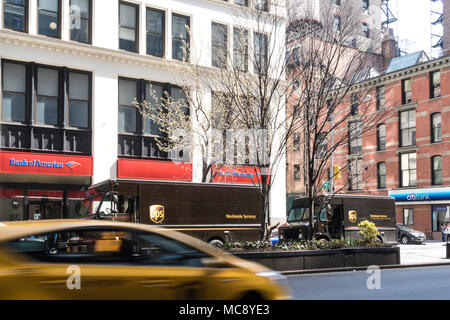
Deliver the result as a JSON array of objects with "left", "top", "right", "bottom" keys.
[{"left": 208, "top": 239, "right": 224, "bottom": 248}]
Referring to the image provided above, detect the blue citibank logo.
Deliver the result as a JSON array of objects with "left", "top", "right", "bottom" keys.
[{"left": 390, "top": 190, "right": 450, "bottom": 202}]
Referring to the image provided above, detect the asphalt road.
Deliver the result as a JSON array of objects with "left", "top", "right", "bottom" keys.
[{"left": 287, "top": 265, "right": 450, "bottom": 300}]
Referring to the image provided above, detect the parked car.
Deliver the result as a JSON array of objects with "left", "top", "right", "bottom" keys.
[
  {"left": 0, "top": 220, "right": 291, "bottom": 300},
  {"left": 396, "top": 224, "right": 426, "bottom": 244}
]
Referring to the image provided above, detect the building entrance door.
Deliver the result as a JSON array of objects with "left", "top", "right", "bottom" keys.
[{"left": 27, "top": 191, "right": 63, "bottom": 220}]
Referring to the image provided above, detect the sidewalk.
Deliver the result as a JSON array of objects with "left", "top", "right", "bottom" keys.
[{"left": 399, "top": 240, "right": 450, "bottom": 265}]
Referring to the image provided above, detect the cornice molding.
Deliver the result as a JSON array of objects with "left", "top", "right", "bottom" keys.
[{"left": 0, "top": 29, "right": 190, "bottom": 72}]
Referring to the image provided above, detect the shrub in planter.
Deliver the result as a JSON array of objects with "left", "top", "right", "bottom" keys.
[{"left": 358, "top": 220, "right": 380, "bottom": 243}]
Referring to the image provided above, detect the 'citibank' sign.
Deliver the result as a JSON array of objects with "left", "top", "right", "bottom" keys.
[{"left": 390, "top": 190, "right": 450, "bottom": 202}]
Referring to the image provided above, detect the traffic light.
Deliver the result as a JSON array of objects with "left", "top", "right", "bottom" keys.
[{"left": 333, "top": 165, "right": 342, "bottom": 181}]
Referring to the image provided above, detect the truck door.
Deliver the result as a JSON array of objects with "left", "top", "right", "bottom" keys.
[{"left": 330, "top": 205, "right": 344, "bottom": 239}]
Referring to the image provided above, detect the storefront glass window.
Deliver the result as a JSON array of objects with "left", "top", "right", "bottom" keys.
[
  {"left": 27, "top": 190, "right": 63, "bottom": 220},
  {"left": 432, "top": 205, "right": 450, "bottom": 232},
  {"left": 0, "top": 189, "right": 24, "bottom": 221},
  {"left": 67, "top": 191, "right": 91, "bottom": 219},
  {"left": 403, "top": 208, "right": 413, "bottom": 226}
]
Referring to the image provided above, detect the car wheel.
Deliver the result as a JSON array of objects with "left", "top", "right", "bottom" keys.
[
  {"left": 240, "top": 291, "right": 264, "bottom": 301},
  {"left": 401, "top": 235, "right": 409, "bottom": 244}
]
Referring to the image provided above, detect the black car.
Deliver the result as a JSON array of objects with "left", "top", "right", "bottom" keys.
[{"left": 396, "top": 224, "right": 426, "bottom": 244}]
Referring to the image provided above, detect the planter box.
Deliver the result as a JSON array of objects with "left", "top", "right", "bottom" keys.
[{"left": 232, "top": 247, "right": 400, "bottom": 272}]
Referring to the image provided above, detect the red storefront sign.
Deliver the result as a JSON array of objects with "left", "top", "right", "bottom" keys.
[
  {"left": 211, "top": 165, "right": 270, "bottom": 184},
  {"left": 0, "top": 151, "right": 93, "bottom": 177},
  {"left": 117, "top": 159, "right": 192, "bottom": 181}
]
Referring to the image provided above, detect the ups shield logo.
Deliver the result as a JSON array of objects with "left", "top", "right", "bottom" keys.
[
  {"left": 150, "top": 205, "right": 165, "bottom": 224},
  {"left": 348, "top": 210, "right": 358, "bottom": 224}
]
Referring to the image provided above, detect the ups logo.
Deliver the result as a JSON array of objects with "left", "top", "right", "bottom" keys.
[
  {"left": 348, "top": 210, "right": 358, "bottom": 224},
  {"left": 150, "top": 205, "right": 165, "bottom": 224}
]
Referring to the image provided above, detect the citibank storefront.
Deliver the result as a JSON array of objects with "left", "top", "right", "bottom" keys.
[
  {"left": 0, "top": 151, "right": 93, "bottom": 221},
  {"left": 389, "top": 188, "right": 450, "bottom": 240}
]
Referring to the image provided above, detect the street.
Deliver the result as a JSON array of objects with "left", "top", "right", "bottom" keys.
[{"left": 287, "top": 264, "right": 450, "bottom": 300}]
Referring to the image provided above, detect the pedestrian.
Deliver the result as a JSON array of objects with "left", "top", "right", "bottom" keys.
[
  {"left": 445, "top": 223, "right": 450, "bottom": 242},
  {"left": 441, "top": 222, "right": 447, "bottom": 242}
]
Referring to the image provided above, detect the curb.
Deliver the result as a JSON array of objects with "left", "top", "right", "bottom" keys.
[{"left": 281, "top": 261, "right": 450, "bottom": 275}]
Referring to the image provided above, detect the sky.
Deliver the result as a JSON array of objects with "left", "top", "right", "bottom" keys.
[{"left": 388, "top": 0, "right": 442, "bottom": 58}]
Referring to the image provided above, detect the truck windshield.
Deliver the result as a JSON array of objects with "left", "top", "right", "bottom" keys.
[
  {"left": 288, "top": 207, "right": 310, "bottom": 222},
  {"left": 288, "top": 205, "right": 323, "bottom": 222}
]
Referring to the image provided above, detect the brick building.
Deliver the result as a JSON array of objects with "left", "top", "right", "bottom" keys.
[{"left": 332, "top": 53, "right": 450, "bottom": 240}]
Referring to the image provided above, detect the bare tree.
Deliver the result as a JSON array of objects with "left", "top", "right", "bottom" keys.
[
  {"left": 135, "top": 0, "right": 298, "bottom": 241},
  {"left": 286, "top": 0, "right": 395, "bottom": 235}
]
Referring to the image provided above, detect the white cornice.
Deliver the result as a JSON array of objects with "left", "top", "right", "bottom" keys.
[{"left": 0, "top": 29, "right": 189, "bottom": 71}]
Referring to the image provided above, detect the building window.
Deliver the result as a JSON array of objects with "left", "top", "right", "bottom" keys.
[
  {"left": 403, "top": 208, "right": 413, "bottom": 226},
  {"left": 4, "top": 0, "right": 27, "bottom": 32},
  {"left": 432, "top": 205, "right": 450, "bottom": 232},
  {"left": 1, "top": 62, "right": 26, "bottom": 123},
  {"left": 119, "top": 2, "right": 138, "bottom": 53},
  {"left": 316, "top": 132, "right": 327, "bottom": 159},
  {"left": 118, "top": 79, "right": 187, "bottom": 159},
  {"left": 431, "top": 113, "right": 442, "bottom": 143},
  {"left": 332, "top": 15, "right": 341, "bottom": 32},
  {"left": 400, "top": 152, "right": 416, "bottom": 187},
  {"left": 118, "top": 79, "right": 138, "bottom": 133},
  {"left": 234, "top": 0, "right": 248, "bottom": 6},
  {"left": 70, "top": 0, "right": 91, "bottom": 44},
  {"left": 293, "top": 164, "right": 301, "bottom": 180},
  {"left": 146, "top": 8, "right": 165, "bottom": 57},
  {"left": 432, "top": 155, "right": 442, "bottom": 186},
  {"left": 38, "top": 0, "right": 61, "bottom": 38},
  {"left": 376, "top": 85, "right": 385, "bottom": 111},
  {"left": 430, "top": 70, "right": 440, "bottom": 98},
  {"left": 377, "top": 162, "right": 386, "bottom": 189},
  {"left": 362, "top": 23, "right": 370, "bottom": 38},
  {"left": 348, "top": 158, "right": 362, "bottom": 190},
  {"left": 350, "top": 93, "right": 359, "bottom": 115},
  {"left": 68, "top": 71, "right": 90, "bottom": 128},
  {"left": 377, "top": 124, "right": 386, "bottom": 151},
  {"left": 144, "top": 83, "right": 163, "bottom": 136},
  {"left": 362, "top": 0, "right": 369, "bottom": 13},
  {"left": 254, "top": 32, "right": 268, "bottom": 75},
  {"left": 402, "top": 78, "right": 412, "bottom": 104},
  {"left": 1, "top": 59, "right": 92, "bottom": 154},
  {"left": 172, "top": 14, "right": 190, "bottom": 62},
  {"left": 399, "top": 109, "right": 416, "bottom": 147},
  {"left": 233, "top": 27, "right": 248, "bottom": 72},
  {"left": 349, "top": 121, "right": 362, "bottom": 154},
  {"left": 36, "top": 67, "right": 59, "bottom": 126},
  {"left": 212, "top": 22, "right": 228, "bottom": 68},
  {"left": 293, "top": 133, "right": 300, "bottom": 152},
  {"left": 254, "top": 0, "right": 268, "bottom": 11}
]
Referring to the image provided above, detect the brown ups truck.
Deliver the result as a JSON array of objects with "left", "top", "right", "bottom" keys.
[
  {"left": 89, "top": 180, "right": 263, "bottom": 247},
  {"left": 278, "top": 194, "right": 397, "bottom": 243}
]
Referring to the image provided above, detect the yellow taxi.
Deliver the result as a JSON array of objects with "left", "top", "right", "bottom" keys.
[{"left": 0, "top": 220, "right": 291, "bottom": 300}]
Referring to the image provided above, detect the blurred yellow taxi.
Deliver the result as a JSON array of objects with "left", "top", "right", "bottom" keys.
[{"left": 0, "top": 220, "right": 291, "bottom": 300}]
